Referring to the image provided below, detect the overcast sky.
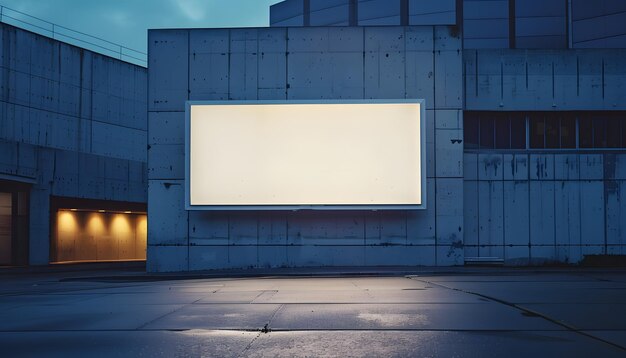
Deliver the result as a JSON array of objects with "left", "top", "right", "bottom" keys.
[{"left": 0, "top": 0, "right": 283, "bottom": 55}]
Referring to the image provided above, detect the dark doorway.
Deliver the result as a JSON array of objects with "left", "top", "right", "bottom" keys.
[{"left": 0, "top": 179, "right": 30, "bottom": 266}]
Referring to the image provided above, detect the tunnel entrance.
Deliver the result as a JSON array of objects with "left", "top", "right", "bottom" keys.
[{"left": 50, "top": 197, "right": 146, "bottom": 263}]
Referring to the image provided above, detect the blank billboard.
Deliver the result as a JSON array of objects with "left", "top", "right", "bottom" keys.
[{"left": 186, "top": 100, "right": 425, "bottom": 210}]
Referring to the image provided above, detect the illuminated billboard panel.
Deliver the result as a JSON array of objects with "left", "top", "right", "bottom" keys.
[{"left": 186, "top": 100, "right": 425, "bottom": 210}]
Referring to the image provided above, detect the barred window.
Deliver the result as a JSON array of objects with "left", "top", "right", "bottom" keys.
[{"left": 464, "top": 111, "right": 626, "bottom": 150}]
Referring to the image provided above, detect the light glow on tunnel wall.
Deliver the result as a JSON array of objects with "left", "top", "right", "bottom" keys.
[
  {"left": 186, "top": 100, "right": 426, "bottom": 210},
  {"left": 54, "top": 210, "right": 147, "bottom": 263}
]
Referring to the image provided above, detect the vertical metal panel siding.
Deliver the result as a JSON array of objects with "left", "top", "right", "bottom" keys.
[
  {"left": 515, "top": 0, "right": 567, "bottom": 48},
  {"left": 271, "top": 16, "right": 306, "bottom": 27},
  {"left": 310, "top": 7, "right": 350, "bottom": 26},
  {"left": 271, "top": 0, "right": 457, "bottom": 26},
  {"left": 270, "top": 0, "right": 306, "bottom": 26},
  {"left": 311, "top": 0, "right": 350, "bottom": 10},
  {"left": 463, "top": 0, "right": 510, "bottom": 49},
  {"left": 408, "top": 0, "right": 456, "bottom": 25},
  {"left": 358, "top": 0, "right": 402, "bottom": 25},
  {"left": 310, "top": 0, "right": 351, "bottom": 26},
  {"left": 572, "top": 0, "right": 626, "bottom": 48}
]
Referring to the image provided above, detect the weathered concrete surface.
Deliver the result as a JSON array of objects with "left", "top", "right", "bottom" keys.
[
  {"left": 464, "top": 152, "right": 626, "bottom": 264},
  {"left": 0, "top": 21, "right": 148, "bottom": 265},
  {"left": 148, "top": 25, "right": 465, "bottom": 271},
  {"left": 0, "top": 268, "right": 625, "bottom": 357}
]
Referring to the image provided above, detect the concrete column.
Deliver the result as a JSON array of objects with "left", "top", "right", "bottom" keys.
[{"left": 28, "top": 185, "right": 50, "bottom": 265}]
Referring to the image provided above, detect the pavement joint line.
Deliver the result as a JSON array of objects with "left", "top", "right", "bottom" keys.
[
  {"left": 0, "top": 290, "right": 116, "bottom": 310},
  {"left": 0, "top": 283, "right": 149, "bottom": 297},
  {"left": 250, "top": 291, "right": 266, "bottom": 303},
  {"left": 250, "top": 290, "right": 278, "bottom": 304},
  {"left": 237, "top": 302, "right": 286, "bottom": 355},
  {"left": 134, "top": 294, "right": 211, "bottom": 330},
  {"left": 410, "top": 277, "right": 626, "bottom": 352},
  {"left": 263, "top": 303, "right": 285, "bottom": 332},
  {"left": 579, "top": 272, "right": 622, "bottom": 283}
]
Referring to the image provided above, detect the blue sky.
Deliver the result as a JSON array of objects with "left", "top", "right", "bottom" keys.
[{"left": 0, "top": 0, "right": 283, "bottom": 54}]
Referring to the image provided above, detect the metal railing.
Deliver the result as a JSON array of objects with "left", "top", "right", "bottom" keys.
[{"left": 0, "top": 5, "right": 147, "bottom": 67}]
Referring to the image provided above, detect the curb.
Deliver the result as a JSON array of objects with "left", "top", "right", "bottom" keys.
[{"left": 58, "top": 265, "right": 626, "bottom": 283}]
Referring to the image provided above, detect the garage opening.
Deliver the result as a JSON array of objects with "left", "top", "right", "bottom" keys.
[{"left": 50, "top": 197, "right": 146, "bottom": 263}]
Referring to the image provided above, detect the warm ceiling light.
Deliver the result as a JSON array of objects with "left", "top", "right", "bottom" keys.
[
  {"left": 98, "top": 210, "right": 105, "bottom": 213},
  {"left": 124, "top": 211, "right": 132, "bottom": 214},
  {"left": 70, "top": 209, "right": 78, "bottom": 211}
]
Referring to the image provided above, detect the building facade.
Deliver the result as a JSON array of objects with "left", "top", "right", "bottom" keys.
[
  {"left": 270, "top": 0, "right": 626, "bottom": 49},
  {"left": 147, "top": 0, "right": 626, "bottom": 271},
  {"left": 0, "top": 22, "right": 148, "bottom": 266},
  {"left": 148, "top": 25, "right": 462, "bottom": 271}
]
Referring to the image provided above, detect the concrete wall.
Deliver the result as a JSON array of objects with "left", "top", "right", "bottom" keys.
[
  {"left": 464, "top": 49, "right": 626, "bottom": 111},
  {"left": 147, "top": 26, "right": 464, "bottom": 272},
  {"left": 463, "top": 48, "right": 626, "bottom": 264},
  {"left": 464, "top": 152, "right": 626, "bottom": 264},
  {"left": 0, "top": 23, "right": 147, "bottom": 264}
]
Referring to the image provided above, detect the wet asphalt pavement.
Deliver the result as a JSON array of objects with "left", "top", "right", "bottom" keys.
[{"left": 0, "top": 267, "right": 625, "bottom": 357}]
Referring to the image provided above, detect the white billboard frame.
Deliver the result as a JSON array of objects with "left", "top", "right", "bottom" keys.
[{"left": 185, "top": 99, "right": 426, "bottom": 211}]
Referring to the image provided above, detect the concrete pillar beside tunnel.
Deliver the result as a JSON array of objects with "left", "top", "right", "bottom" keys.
[{"left": 28, "top": 185, "right": 50, "bottom": 265}]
